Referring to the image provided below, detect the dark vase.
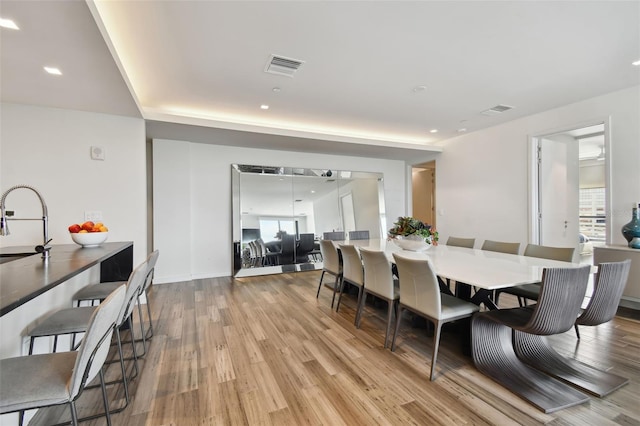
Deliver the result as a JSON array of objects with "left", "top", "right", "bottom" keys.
[{"left": 621, "top": 204, "right": 640, "bottom": 248}]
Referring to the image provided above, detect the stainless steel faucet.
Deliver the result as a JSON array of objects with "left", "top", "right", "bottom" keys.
[{"left": 0, "top": 185, "right": 51, "bottom": 259}]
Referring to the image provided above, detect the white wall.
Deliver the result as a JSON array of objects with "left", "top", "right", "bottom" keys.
[
  {"left": 153, "top": 139, "right": 406, "bottom": 282},
  {"left": 434, "top": 86, "right": 640, "bottom": 248},
  {"left": 0, "top": 103, "right": 148, "bottom": 264}
]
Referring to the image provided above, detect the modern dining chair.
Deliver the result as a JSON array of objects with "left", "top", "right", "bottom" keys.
[
  {"left": 574, "top": 260, "right": 631, "bottom": 339},
  {"left": 26, "top": 258, "right": 149, "bottom": 418},
  {"left": 0, "top": 285, "right": 126, "bottom": 426},
  {"left": 336, "top": 244, "right": 364, "bottom": 316},
  {"left": 73, "top": 250, "right": 160, "bottom": 353},
  {"left": 348, "top": 230, "right": 370, "bottom": 240},
  {"left": 494, "top": 244, "right": 576, "bottom": 307},
  {"left": 481, "top": 240, "right": 520, "bottom": 255},
  {"left": 358, "top": 248, "right": 399, "bottom": 348},
  {"left": 446, "top": 236, "right": 475, "bottom": 248},
  {"left": 279, "top": 234, "right": 296, "bottom": 265},
  {"left": 471, "top": 265, "right": 592, "bottom": 411},
  {"left": 391, "top": 253, "right": 480, "bottom": 380},
  {"left": 317, "top": 240, "right": 342, "bottom": 308},
  {"left": 296, "top": 233, "right": 315, "bottom": 263}
]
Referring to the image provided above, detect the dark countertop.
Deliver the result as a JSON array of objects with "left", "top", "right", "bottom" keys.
[{"left": 0, "top": 241, "right": 133, "bottom": 316}]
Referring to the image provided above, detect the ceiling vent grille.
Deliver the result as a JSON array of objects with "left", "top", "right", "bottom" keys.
[
  {"left": 265, "top": 54, "right": 304, "bottom": 77},
  {"left": 481, "top": 104, "right": 514, "bottom": 116}
]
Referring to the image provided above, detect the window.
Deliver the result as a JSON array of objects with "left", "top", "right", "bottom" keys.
[{"left": 579, "top": 187, "right": 605, "bottom": 242}]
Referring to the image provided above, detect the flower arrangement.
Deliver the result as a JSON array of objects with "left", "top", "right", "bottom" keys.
[{"left": 388, "top": 216, "right": 439, "bottom": 245}]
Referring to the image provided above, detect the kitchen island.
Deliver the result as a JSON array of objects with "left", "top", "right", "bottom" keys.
[{"left": 0, "top": 242, "right": 133, "bottom": 358}]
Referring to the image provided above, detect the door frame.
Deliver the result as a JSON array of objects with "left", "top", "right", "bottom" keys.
[{"left": 528, "top": 117, "right": 612, "bottom": 246}]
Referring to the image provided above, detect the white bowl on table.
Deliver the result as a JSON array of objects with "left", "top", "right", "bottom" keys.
[
  {"left": 70, "top": 232, "right": 109, "bottom": 248},
  {"left": 392, "top": 235, "right": 432, "bottom": 252}
]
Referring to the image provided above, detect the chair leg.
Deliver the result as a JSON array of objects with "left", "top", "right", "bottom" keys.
[
  {"left": 330, "top": 275, "right": 341, "bottom": 309},
  {"left": 355, "top": 290, "right": 367, "bottom": 328},
  {"left": 145, "top": 291, "right": 154, "bottom": 339},
  {"left": 98, "top": 368, "right": 112, "bottom": 426},
  {"left": 384, "top": 300, "right": 394, "bottom": 349},
  {"left": 335, "top": 278, "right": 346, "bottom": 312},
  {"left": 391, "top": 306, "right": 403, "bottom": 352},
  {"left": 69, "top": 400, "right": 79, "bottom": 426},
  {"left": 353, "top": 286, "right": 364, "bottom": 325},
  {"left": 574, "top": 324, "right": 581, "bottom": 339},
  {"left": 316, "top": 271, "right": 326, "bottom": 298},
  {"left": 430, "top": 321, "right": 443, "bottom": 381},
  {"left": 136, "top": 297, "right": 148, "bottom": 357}
]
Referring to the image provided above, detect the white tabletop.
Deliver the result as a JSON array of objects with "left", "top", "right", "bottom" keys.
[{"left": 335, "top": 239, "right": 587, "bottom": 290}]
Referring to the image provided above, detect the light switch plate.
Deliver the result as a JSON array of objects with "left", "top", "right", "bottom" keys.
[{"left": 90, "top": 146, "right": 105, "bottom": 161}]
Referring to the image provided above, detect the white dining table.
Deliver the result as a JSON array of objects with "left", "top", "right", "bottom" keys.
[{"left": 334, "top": 239, "right": 590, "bottom": 309}]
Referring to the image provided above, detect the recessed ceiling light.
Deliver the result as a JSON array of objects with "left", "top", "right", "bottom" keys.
[
  {"left": 311, "top": 190, "right": 315, "bottom": 194},
  {"left": 413, "top": 85, "right": 427, "bottom": 92},
  {"left": 0, "top": 17, "right": 19, "bottom": 30},
  {"left": 429, "top": 129, "right": 438, "bottom": 133},
  {"left": 633, "top": 59, "right": 640, "bottom": 66},
  {"left": 44, "top": 66, "right": 62, "bottom": 75},
  {"left": 260, "top": 104, "right": 269, "bottom": 110},
  {"left": 457, "top": 128, "right": 468, "bottom": 133},
  {"left": 272, "top": 87, "right": 281, "bottom": 92}
]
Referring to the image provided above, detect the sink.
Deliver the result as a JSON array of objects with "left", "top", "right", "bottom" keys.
[{"left": 0, "top": 253, "right": 36, "bottom": 264}]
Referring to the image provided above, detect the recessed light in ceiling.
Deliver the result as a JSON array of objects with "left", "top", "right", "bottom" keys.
[
  {"left": 413, "top": 85, "right": 427, "bottom": 92},
  {"left": 430, "top": 129, "right": 438, "bottom": 133},
  {"left": 44, "top": 66, "right": 62, "bottom": 75},
  {"left": 260, "top": 104, "right": 269, "bottom": 110},
  {"left": 272, "top": 87, "right": 281, "bottom": 92},
  {"left": 0, "top": 17, "right": 19, "bottom": 30},
  {"left": 457, "top": 128, "right": 467, "bottom": 133},
  {"left": 633, "top": 59, "right": 640, "bottom": 66}
]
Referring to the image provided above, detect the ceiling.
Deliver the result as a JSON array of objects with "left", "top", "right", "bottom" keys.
[{"left": 1, "top": 1, "right": 639, "bottom": 160}]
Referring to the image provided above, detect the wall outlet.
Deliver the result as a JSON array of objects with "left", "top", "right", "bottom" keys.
[
  {"left": 84, "top": 210, "right": 103, "bottom": 222},
  {"left": 90, "top": 146, "right": 105, "bottom": 161}
]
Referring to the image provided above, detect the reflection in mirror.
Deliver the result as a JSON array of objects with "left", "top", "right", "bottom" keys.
[{"left": 232, "top": 165, "right": 385, "bottom": 277}]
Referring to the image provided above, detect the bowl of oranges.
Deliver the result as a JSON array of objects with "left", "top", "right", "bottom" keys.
[{"left": 68, "top": 221, "right": 109, "bottom": 247}]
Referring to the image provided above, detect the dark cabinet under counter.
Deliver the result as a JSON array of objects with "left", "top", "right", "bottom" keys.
[{"left": 0, "top": 241, "right": 133, "bottom": 317}]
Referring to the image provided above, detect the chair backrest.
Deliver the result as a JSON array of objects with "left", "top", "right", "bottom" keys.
[
  {"left": 248, "top": 241, "right": 256, "bottom": 258},
  {"left": 360, "top": 247, "right": 395, "bottom": 300},
  {"left": 524, "top": 244, "right": 575, "bottom": 262},
  {"left": 481, "top": 240, "right": 520, "bottom": 255},
  {"left": 323, "top": 231, "right": 345, "bottom": 241},
  {"left": 117, "top": 258, "right": 151, "bottom": 326},
  {"left": 254, "top": 240, "right": 263, "bottom": 257},
  {"left": 70, "top": 284, "right": 126, "bottom": 399},
  {"left": 522, "top": 265, "right": 590, "bottom": 335},
  {"left": 319, "top": 240, "right": 341, "bottom": 274},
  {"left": 446, "top": 236, "right": 475, "bottom": 249},
  {"left": 280, "top": 234, "right": 296, "bottom": 263},
  {"left": 297, "top": 233, "right": 315, "bottom": 252},
  {"left": 339, "top": 244, "right": 363, "bottom": 286},
  {"left": 576, "top": 260, "right": 631, "bottom": 326},
  {"left": 141, "top": 250, "right": 160, "bottom": 294},
  {"left": 393, "top": 253, "right": 441, "bottom": 319},
  {"left": 349, "top": 230, "right": 370, "bottom": 240}
]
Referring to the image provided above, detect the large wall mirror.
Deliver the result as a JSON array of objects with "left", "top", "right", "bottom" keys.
[{"left": 232, "top": 164, "right": 386, "bottom": 277}]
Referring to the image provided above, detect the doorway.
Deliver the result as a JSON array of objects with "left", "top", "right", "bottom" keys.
[
  {"left": 531, "top": 121, "right": 609, "bottom": 262},
  {"left": 412, "top": 161, "right": 436, "bottom": 227}
]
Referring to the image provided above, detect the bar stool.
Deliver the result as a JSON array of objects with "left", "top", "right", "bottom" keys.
[{"left": 1, "top": 285, "right": 126, "bottom": 426}]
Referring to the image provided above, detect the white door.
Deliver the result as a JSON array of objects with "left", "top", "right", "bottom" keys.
[{"left": 538, "top": 135, "right": 580, "bottom": 252}]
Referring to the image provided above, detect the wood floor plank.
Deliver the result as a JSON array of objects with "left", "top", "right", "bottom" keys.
[{"left": 38, "top": 271, "right": 640, "bottom": 426}]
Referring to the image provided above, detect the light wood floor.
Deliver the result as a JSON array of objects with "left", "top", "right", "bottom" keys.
[{"left": 34, "top": 271, "right": 640, "bottom": 425}]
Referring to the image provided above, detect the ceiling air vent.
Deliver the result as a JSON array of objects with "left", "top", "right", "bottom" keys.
[
  {"left": 265, "top": 54, "right": 304, "bottom": 77},
  {"left": 481, "top": 104, "right": 514, "bottom": 116}
]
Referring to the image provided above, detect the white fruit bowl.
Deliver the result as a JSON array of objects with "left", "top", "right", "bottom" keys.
[
  {"left": 70, "top": 232, "right": 108, "bottom": 248},
  {"left": 392, "top": 235, "right": 432, "bottom": 252}
]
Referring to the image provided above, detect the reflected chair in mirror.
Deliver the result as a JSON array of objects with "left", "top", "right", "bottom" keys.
[
  {"left": 323, "top": 231, "right": 345, "bottom": 241},
  {"left": 336, "top": 244, "right": 364, "bottom": 317},
  {"left": 247, "top": 241, "right": 258, "bottom": 267},
  {"left": 258, "top": 238, "right": 279, "bottom": 266},
  {"left": 296, "top": 233, "right": 315, "bottom": 264},
  {"left": 481, "top": 240, "right": 520, "bottom": 255},
  {"left": 317, "top": 240, "right": 343, "bottom": 308},
  {"left": 348, "top": 230, "right": 370, "bottom": 240},
  {"left": 0, "top": 285, "right": 126, "bottom": 426},
  {"left": 391, "top": 253, "right": 480, "bottom": 381},
  {"left": 472, "top": 265, "right": 597, "bottom": 412},
  {"left": 279, "top": 234, "right": 296, "bottom": 265},
  {"left": 494, "top": 244, "right": 575, "bottom": 307},
  {"left": 446, "top": 236, "right": 476, "bottom": 248},
  {"left": 574, "top": 259, "right": 631, "bottom": 339},
  {"left": 358, "top": 248, "right": 399, "bottom": 348}
]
